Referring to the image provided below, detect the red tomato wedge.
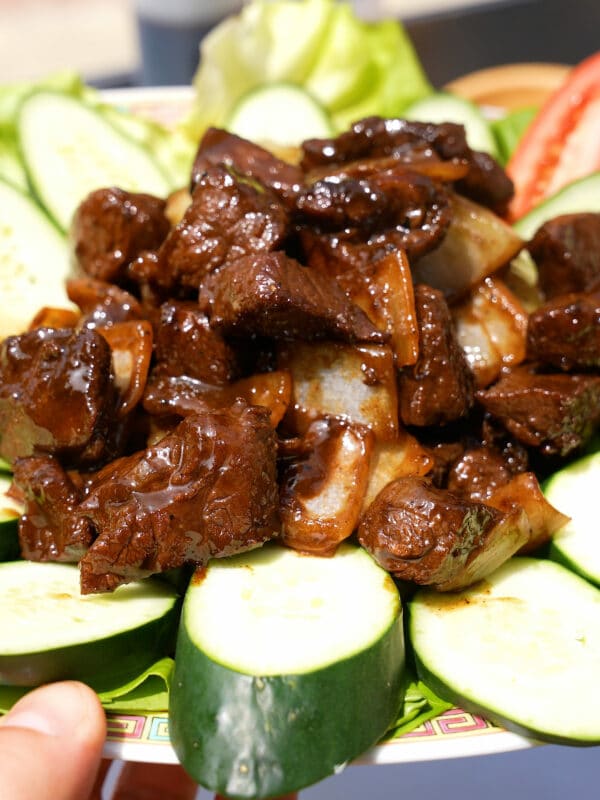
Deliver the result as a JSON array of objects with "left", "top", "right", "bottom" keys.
[{"left": 507, "top": 51, "right": 600, "bottom": 221}]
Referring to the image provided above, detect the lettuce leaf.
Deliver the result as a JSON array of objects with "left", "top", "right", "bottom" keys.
[
  {"left": 385, "top": 676, "right": 453, "bottom": 739},
  {"left": 180, "top": 0, "right": 432, "bottom": 144},
  {"left": 0, "top": 658, "right": 174, "bottom": 715},
  {"left": 491, "top": 106, "right": 538, "bottom": 166}
]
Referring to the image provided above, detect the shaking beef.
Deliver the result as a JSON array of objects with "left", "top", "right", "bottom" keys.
[
  {"left": 71, "top": 187, "right": 170, "bottom": 284},
  {"left": 198, "top": 251, "right": 386, "bottom": 344},
  {"left": 78, "top": 401, "right": 279, "bottom": 593},
  {"left": 0, "top": 327, "right": 118, "bottom": 467}
]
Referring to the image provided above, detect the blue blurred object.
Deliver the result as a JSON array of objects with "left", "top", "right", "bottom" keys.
[{"left": 134, "top": 0, "right": 242, "bottom": 86}]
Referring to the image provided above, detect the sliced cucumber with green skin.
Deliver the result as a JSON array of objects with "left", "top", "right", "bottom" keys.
[
  {"left": 0, "top": 473, "right": 22, "bottom": 562},
  {"left": 513, "top": 171, "right": 600, "bottom": 240},
  {"left": 170, "top": 543, "right": 405, "bottom": 799},
  {"left": 0, "top": 561, "right": 179, "bottom": 688},
  {"left": 17, "top": 91, "right": 171, "bottom": 231},
  {"left": 410, "top": 557, "right": 600, "bottom": 745},
  {"left": 0, "top": 177, "right": 72, "bottom": 339},
  {"left": 226, "top": 83, "right": 334, "bottom": 147},
  {"left": 545, "top": 452, "right": 600, "bottom": 586},
  {"left": 404, "top": 92, "right": 498, "bottom": 157}
]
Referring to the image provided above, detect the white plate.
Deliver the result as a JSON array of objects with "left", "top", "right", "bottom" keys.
[{"left": 102, "top": 706, "right": 537, "bottom": 765}]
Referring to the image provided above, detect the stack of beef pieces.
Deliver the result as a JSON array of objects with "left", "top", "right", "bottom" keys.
[{"left": 0, "top": 116, "right": 598, "bottom": 594}]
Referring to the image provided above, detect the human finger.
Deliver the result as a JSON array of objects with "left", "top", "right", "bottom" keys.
[{"left": 0, "top": 681, "right": 106, "bottom": 800}]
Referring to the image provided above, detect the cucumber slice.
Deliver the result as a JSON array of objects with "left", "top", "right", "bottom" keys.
[
  {"left": 513, "top": 171, "right": 600, "bottom": 240},
  {"left": 226, "top": 83, "right": 334, "bottom": 147},
  {"left": 404, "top": 92, "right": 498, "bottom": 157},
  {"left": 170, "top": 542, "right": 405, "bottom": 798},
  {"left": 0, "top": 136, "right": 28, "bottom": 191},
  {"left": 17, "top": 91, "right": 171, "bottom": 231},
  {"left": 0, "top": 474, "right": 21, "bottom": 562},
  {"left": 0, "top": 561, "right": 179, "bottom": 688},
  {"left": 0, "top": 177, "right": 72, "bottom": 339},
  {"left": 410, "top": 557, "right": 600, "bottom": 745},
  {"left": 545, "top": 452, "right": 600, "bottom": 586}
]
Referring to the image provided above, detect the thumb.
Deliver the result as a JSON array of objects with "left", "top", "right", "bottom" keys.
[{"left": 0, "top": 681, "right": 106, "bottom": 800}]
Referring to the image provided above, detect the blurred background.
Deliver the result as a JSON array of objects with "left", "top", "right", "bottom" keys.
[
  {"left": 2, "top": 0, "right": 599, "bottom": 797},
  {"left": 2, "top": 0, "right": 600, "bottom": 88}
]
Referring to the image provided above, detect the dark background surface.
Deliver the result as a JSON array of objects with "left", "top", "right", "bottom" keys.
[{"left": 405, "top": 0, "right": 600, "bottom": 86}]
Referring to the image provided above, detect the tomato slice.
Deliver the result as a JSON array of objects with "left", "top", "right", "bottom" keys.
[{"left": 506, "top": 51, "right": 600, "bottom": 221}]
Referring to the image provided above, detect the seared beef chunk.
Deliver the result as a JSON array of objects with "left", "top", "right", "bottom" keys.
[
  {"left": 528, "top": 213, "right": 600, "bottom": 298},
  {"left": 198, "top": 251, "right": 386, "bottom": 344},
  {"left": 454, "top": 150, "right": 514, "bottom": 216},
  {"left": 14, "top": 456, "right": 94, "bottom": 562},
  {"left": 297, "top": 169, "right": 450, "bottom": 267},
  {"left": 299, "top": 169, "right": 451, "bottom": 266},
  {"left": 301, "top": 117, "right": 463, "bottom": 169},
  {"left": 0, "top": 328, "right": 118, "bottom": 467},
  {"left": 424, "top": 440, "right": 467, "bottom": 488},
  {"left": 71, "top": 187, "right": 170, "bottom": 284},
  {"left": 398, "top": 284, "right": 475, "bottom": 426},
  {"left": 358, "top": 475, "right": 527, "bottom": 589},
  {"left": 477, "top": 367, "right": 600, "bottom": 456},
  {"left": 446, "top": 445, "right": 522, "bottom": 502},
  {"left": 191, "top": 128, "right": 305, "bottom": 207},
  {"left": 145, "top": 165, "right": 289, "bottom": 293},
  {"left": 78, "top": 401, "right": 280, "bottom": 593},
  {"left": 301, "top": 116, "right": 513, "bottom": 213},
  {"left": 526, "top": 291, "right": 600, "bottom": 370},
  {"left": 67, "top": 278, "right": 143, "bottom": 329},
  {"left": 154, "top": 300, "right": 238, "bottom": 384}
]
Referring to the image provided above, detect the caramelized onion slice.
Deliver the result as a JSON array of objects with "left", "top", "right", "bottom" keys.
[
  {"left": 280, "top": 418, "right": 374, "bottom": 556},
  {"left": 412, "top": 193, "right": 523, "bottom": 302},
  {"left": 99, "top": 320, "right": 153, "bottom": 417},
  {"left": 279, "top": 342, "right": 399, "bottom": 441},
  {"left": 453, "top": 276, "right": 528, "bottom": 388},
  {"left": 485, "top": 471, "right": 570, "bottom": 554}
]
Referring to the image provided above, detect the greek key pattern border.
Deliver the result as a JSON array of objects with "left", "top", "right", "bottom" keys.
[{"left": 105, "top": 707, "right": 501, "bottom": 747}]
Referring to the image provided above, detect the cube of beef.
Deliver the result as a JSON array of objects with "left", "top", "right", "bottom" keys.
[
  {"left": 398, "top": 284, "right": 475, "bottom": 426},
  {"left": 446, "top": 445, "right": 522, "bottom": 502},
  {"left": 78, "top": 401, "right": 280, "bottom": 593},
  {"left": 528, "top": 213, "right": 600, "bottom": 298},
  {"left": 0, "top": 328, "right": 118, "bottom": 467},
  {"left": 526, "top": 291, "right": 600, "bottom": 370},
  {"left": 358, "top": 475, "right": 528, "bottom": 590},
  {"left": 199, "top": 251, "right": 386, "bottom": 344},
  {"left": 299, "top": 170, "right": 451, "bottom": 266},
  {"left": 300, "top": 116, "right": 513, "bottom": 214},
  {"left": 13, "top": 456, "right": 94, "bottom": 562},
  {"left": 149, "top": 166, "right": 289, "bottom": 293},
  {"left": 477, "top": 367, "right": 600, "bottom": 456},
  {"left": 71, "top": 187, "right": 170, "bottom": 284},
  {"left": 191, "top": 128, "right": 305, "bottom": 207},
  {"left": 154, "top": 300, "right": 238, "bottom": 385},
  {"left": 454, "top": 149, "right": 514, "bottom": 216}
]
